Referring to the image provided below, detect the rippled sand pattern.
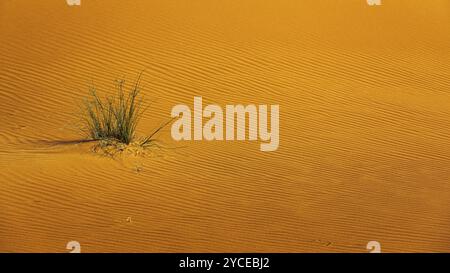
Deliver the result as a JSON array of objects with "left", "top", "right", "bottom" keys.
[{"left": 1, "top": 1, "right": 450, "bottom": 252}]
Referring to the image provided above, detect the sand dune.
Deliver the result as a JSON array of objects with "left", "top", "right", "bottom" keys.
[{"left": 1, "top": 0, "right": 450, "bottom": 252}]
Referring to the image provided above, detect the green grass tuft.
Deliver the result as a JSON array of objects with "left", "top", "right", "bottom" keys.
[{"left": 82, "top": 74, "right": 145, "bottom": 145}]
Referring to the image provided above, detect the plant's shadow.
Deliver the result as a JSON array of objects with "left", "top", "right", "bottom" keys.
[{"left": 36, "top": 139, "right": 98, "bottom": 146}]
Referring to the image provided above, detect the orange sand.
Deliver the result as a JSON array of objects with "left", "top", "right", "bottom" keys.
[{"left": 1, "top": 0, "right": 450, "bottom": 252}]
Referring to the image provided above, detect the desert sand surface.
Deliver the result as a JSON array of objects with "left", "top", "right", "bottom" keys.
[{"left": 1, "top": 0, "right": 450, "bottom": 253}]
